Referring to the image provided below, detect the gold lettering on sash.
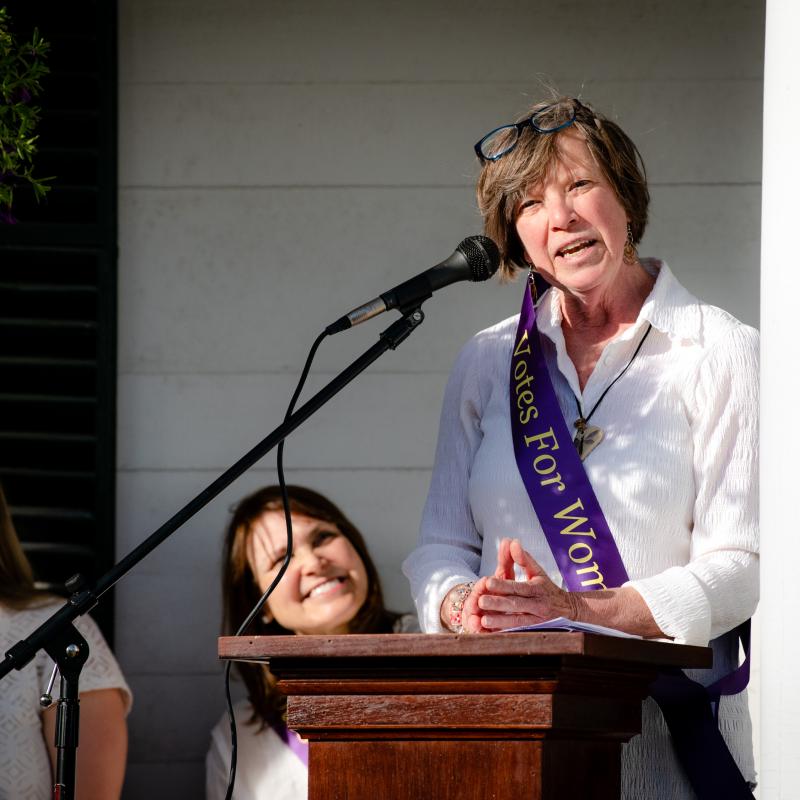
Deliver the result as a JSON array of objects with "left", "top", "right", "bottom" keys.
[
  {"left": 517, "top": 389, "right": 535, "bottom": 409},
  {"left": 524, "top": 427, "right": 559, "bottom": 451},
  {"left": 540, "top": 473, "right": 566, "bottom": 491},
  {"left": 513, "top": 335, "right": 539, "bottom": 423},
  {"left": 513, "top": 329, "right": 531, "bottom": 357},
  {"left": 533, "top": 454, "right": 557, "bottom": 475},
  {"left": 576, "top": 562, "right": 607, "bottom": 590},
  {"left": 522, "top": 429, "right": 564, "bottom": 490},
  {"left": 554, "top": 499, "right": 597, "bottom": 539},
  {"left": 568, "top": 542, "right": 594, "bottom": 563},
  {"left": 513, "top": 325, "right": 611, "bottom": 591},
  {"left": 515, "top": 373, "right": 534, "bottom": 393}
]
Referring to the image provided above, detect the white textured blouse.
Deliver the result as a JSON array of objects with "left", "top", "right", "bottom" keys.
[{"left": 402, "top": 259, "right": 758, "bottom": 795}]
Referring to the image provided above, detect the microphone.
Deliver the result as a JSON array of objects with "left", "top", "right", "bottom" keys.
[{"left": 325, "top": 235, "right": 500, "bottom": 335}]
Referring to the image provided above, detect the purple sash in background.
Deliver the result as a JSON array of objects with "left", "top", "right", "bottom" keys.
[
  {"left": 509, "top": 279, "right": 753, "bottom": 800},
  {"left": 274, "top": 720, "right": 309, "bottom": 767}
]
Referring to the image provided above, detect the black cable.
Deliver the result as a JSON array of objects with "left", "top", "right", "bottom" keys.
[{"left": 223, "top": 329, "right": 329, "bottom": 800}]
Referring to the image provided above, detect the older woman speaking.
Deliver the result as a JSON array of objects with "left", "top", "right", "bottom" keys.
[{"left": 403, "top": 98, "right": 758, "bottom": 799}]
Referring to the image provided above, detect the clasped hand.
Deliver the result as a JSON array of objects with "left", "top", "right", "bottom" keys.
[{"left": 461, "top": 538, "right": 580, "bottom": 633}]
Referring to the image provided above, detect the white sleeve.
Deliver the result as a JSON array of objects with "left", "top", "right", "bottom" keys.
[
  {"left": 69, "top": 614, "right": 132, "bottom": 713},
  {"left": 627, "top": 324, "right": 760, "bottom": 645},
  {"left": 402, "top": 334, "right": 489, "bottom": 632}
]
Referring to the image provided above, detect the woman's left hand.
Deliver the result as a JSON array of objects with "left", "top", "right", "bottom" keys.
[{"left": 475, "top": 538, "right": 579, "bottom": 630}]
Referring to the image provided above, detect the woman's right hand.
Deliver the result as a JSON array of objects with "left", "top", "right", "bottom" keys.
[
  {"left": 461, "top": 540, "right": 518, "bottom": 632},
  {"left": 440, "top": 580, "right": 483, "bottom": 632},
  {"left": 460, "top": 576, "right": 490, "bottom": 632},
  {"left": 444, "top": 539, "right": 518, "bottom": 632}
]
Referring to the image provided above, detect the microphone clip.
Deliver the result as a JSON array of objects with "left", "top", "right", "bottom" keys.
[{"left": 379, "top": 306, "right": 425, "bottom": 350}]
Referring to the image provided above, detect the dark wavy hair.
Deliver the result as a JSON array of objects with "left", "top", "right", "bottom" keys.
[
  {"left": 221, "top": 484, "right": 400, "bottom": 729},
  {"left": 0, "top": 483, "right": 43, "bottom": 609}
]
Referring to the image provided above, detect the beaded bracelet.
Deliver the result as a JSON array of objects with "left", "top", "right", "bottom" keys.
[{"left": 449, "top": 582, "right": 475, "bottom": 634}]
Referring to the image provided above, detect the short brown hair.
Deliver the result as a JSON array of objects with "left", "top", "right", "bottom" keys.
[
  {"left": 476, "top": 98, "right": 650, "bottom": 280},
  {"left": 221, "top": 484, "right": 400, "bottom": 728}
]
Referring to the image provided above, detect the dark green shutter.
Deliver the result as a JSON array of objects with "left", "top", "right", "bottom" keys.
[{"left": 1, "top": 1, "right": 118, "bottom": 639}]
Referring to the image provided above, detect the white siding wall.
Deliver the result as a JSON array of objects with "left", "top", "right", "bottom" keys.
[
  {"left": 117, "top": 2, "right": 764, "bottom": 796},
  {"left": 760, "top": 1, "right": 800, "bottom": 796}
]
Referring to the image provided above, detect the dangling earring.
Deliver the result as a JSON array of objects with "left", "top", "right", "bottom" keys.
[
  {"left": 623, "top": 222, "right": 637, "bottom": 265},
  {"left": 526, "top": 261, "right": 538, "bottom": 301}
]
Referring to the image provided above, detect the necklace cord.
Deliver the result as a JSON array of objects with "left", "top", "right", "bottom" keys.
[{"left": 574, "top": 322, "right": 653, "bottom": 425}]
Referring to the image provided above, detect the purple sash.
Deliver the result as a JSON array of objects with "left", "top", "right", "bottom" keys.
[
  {"left": 274, "top": 720, "right": 309, "bottom": 767},
  {"left": 509, "top": 278, "right": 753, "bottom": 799},
  {"left": 509, "top": 276, "right": 628, "bottom": 591}
]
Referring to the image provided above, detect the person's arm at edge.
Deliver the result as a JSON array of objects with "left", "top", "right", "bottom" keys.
[{"left": 42, "top": 687, "right": 128, "bottom": 800}]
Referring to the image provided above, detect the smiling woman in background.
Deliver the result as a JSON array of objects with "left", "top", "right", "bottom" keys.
[
  {"left": 206, "top": 485, "right": 416, "bottom": 800},
  {"left": 403, "top": 97, "right": 758, "bottom": 798}
]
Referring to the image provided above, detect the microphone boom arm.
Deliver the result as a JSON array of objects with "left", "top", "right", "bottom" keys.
[
  {"left": 1, "top": 305, "right": 426, "bottom": 680},
  {"left": 0, "top": 304, "right": 426, "bottom": 797}
]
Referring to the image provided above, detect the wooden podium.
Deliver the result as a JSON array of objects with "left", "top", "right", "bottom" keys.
[{"left": 219, "top": 632, "right": 710, "bottom": 800}]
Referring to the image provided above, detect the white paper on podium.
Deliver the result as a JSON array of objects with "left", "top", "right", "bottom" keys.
[{"left": 501, "top": 617, "right": 642, "bottom": 639}]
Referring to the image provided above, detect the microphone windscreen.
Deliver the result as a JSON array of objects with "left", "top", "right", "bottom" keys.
[{"left": 457, "top": 235, "right": 500, "bottom": 282}]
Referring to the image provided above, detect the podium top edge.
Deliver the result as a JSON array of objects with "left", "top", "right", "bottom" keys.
[{"left": 218, "top": 631, "right": 712, "bottom": 670}]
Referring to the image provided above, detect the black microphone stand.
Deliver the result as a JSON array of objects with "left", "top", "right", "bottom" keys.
[{"left": 0, "top": 306, "right": 425, "bottom": 800}]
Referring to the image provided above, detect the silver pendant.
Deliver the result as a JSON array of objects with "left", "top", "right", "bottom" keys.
[{"left": 574, "top": 425, "right": 604, "bottom": 461}]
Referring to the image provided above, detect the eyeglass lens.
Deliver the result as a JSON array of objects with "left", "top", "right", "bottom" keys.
[{"left": 478, "top": 101, "right": 577, "bottom": 161}]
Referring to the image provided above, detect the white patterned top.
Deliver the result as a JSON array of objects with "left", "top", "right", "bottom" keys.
[
  {"left": 403, "top": 260, "right": 758, "bottom": 797},
  {"left": 0, "top": 600, "right": 132, "bottom": 800}
]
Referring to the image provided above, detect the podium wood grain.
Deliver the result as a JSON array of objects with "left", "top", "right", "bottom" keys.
[{"left": 220, "top": 632, "right": 710, "bottom": 800}]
